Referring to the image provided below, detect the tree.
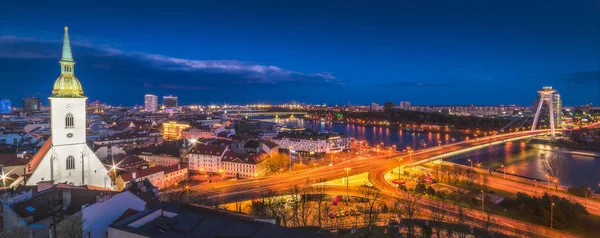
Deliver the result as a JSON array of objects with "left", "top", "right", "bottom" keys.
[
  {"left": 479, "top": 212, "right": 496, "bottom": 238},
  {"left": 428, "top": 200, "right": 448, "bottom": 238},
  {"left": 464, "top": 168, "right": 477, "bottom": 187},
  {"left": 288, "top": 184, "right": 301, "bottom": 227},
  {"left": 56, "top": 214, "right": 87, "bottom": 238},
  {"left": 394, "top": 187, "right": 423, "bottom": 237},
  {"left": 264, "top": 152, "right": 290, "bottom": 175},
  {"left": 0, "top": 226, "right": 29, "bottom": 238},
  {"left": 449, "top": 167, "right": 460, "bottom": 185},
  {"left": 543, "top": 155, "right": 567, "bottom": 190},
  {"left": 358, "top": 185, "right": 383, "bottom": 237},
  {"left": 298, "top": 179, "right": 314, "bottom": 227},
  {"left": 426, "top": 186, "right": 436, "bottom": 197},
  {"left": 415, "top": 183, "right": 427, "bottom": 194},
  {"left": 312, "top": 178, "right": 329, "bottom": 228}
]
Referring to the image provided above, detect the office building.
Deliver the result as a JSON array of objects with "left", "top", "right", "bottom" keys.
[
  {"left": 144, "top": 94, "right": 158, "bottom": 112},
  {"left": 399, "top": 101, "right": 411, "bottom": 110},
  {"left": 163, "top": 95, "right": 178, "bottom": 109},
  {"left": 22, "top": 97, "right": 41, "bottom": 113},
  {"left": 0, "top": 99, "right": 11, "bottom": 114},
  {"left": 553, "top": 93, "right": 562, "bottom": 125}
]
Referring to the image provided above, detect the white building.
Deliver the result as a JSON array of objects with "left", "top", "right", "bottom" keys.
[
  {"left": 221, "top": 151, "right": 267, "bottom": 178},
  {"left": 188, "top": 144, "right": 228, "bottom": 173},
  {"left": 25, "top": 27, "right": 111, "bottom": 188},
  {"left": 400, "top": 101, "right": 411, "bottom": 110},
  {"left": 144, "top": 94, "right": 158, "bottom": 112},
  {"left": 272, "top": 133, "right": 351, "bottom": 154}
]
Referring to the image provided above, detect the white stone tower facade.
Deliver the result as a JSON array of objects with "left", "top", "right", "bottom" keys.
[{"left": 26, "top": 27, "right": 111, "bottom": 188}]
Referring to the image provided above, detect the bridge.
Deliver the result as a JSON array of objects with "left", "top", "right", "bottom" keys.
[
  {"left": 218, "top": 110, "right": 308, "bottom": 117},
  {"left": 186, "top": 125, "right": 598, "bottom": 237}
]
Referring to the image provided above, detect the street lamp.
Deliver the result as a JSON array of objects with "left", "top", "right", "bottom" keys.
[
  {"left": 219, "top": 169, "right": 225, "bottom": 184},
  {"left": 501, "top": 165, "right": 506, "bottom": 179},
  {"left": 0, "top": 172, "right": 7, "bottom": 188},
  {"left": 406, "top": 147, "right": 414, "bottom": 179},
  {"left": 288, "top": 146, "right": 293, "bottom": 172},
  {"left": 551, "top": 202, "right": 555, "bottom": 229},
  {"left": 586, "top": 187, "right": 590, "bottom": 206},
  {"left": 398, "top": 157, "right": 403, "bottom": 186},
  {"left": 344, "top": 168, "right": 351, "bottom": 203},
  {"left": 481, "top": 190, "right": 485, "bottom": 212},
  {"left": 468, "top": 159, "right": 473, "bottom": 168}
]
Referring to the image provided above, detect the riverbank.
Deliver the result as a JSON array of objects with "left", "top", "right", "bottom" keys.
[{"left": 530, "top": 138, "right": 600, "bottom": 153}]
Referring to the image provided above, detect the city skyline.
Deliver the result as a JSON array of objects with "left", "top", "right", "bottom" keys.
[{"left": 1, "top": 1, "right": 599, "bottom": 106}]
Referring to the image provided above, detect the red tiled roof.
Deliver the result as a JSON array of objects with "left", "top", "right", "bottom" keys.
[
  {"left": 112, "top": 154, "right": 148, "bottom": 168},
  {"left": 222, "top": 151, "right": 267, "bottom": 165},
  {"left": 0, "top": 154, "right": 28, "bottom": 167},
  {"left": 27, "top": 137, "right": 52, "bottom": 174},
  {"left": 119, "top": 166, "right": 164, "bottom": 182},
  {"left": 163, "top": 164, "right": 188, "bottom": 174},
  {"left": 189, "top": 144, "right": 226, "bottom": 156}
]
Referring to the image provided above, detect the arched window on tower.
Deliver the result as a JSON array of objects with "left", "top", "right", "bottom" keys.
[
  {"left": 66, "top": 156, "right": 75, "bottom": 170},
  {"left": 66, "top": 113, "right": 74, "bottom": 128}
]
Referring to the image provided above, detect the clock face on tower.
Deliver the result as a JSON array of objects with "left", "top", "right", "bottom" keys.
[{"left": 66, "top": 104, "right": 73, "bottom": 109}]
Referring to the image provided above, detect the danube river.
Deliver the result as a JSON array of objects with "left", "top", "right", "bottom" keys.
[{"left": 270, "top": 118, "right": 600, "bottom": 189}]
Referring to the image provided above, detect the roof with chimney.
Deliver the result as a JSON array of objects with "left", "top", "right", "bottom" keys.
[
  {"left": 222, "top": 151, "right": 266, "bottom": 165},
  {"left": 109, "top": 204, "right": 326, "bottom": 238},
  {"left": 189, "top": 144, "right": 226, "bottom": 156},
  {"left": 119, "top": 166, "right": 164, "bottom": 183},
  {"left": 163, "top": 164, "right": 187, "bottom": 175}
]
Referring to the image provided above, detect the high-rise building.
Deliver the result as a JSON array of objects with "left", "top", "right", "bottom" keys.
[
  {"left": 25, "top": 27, "right": 110, "bottom": 188},
  {"left": 144, "top": 94, "right": 158, "bottom": 112},
  {"left": 163, "top": 95, "right": 178, "bottom": 109},
  {"left": 23, "top": 97, "right": 41, "bottom": 113},
  {"left": 370, "top": 102, "right": 380, "bottom": 112},
  {"left": 553, "top": 93, "right": 562, "bottom": 125},
  {"left": 0, "top": 99, "right": 11, "bottom": 114},
  {"left": 399, "top": 101, "right": 411, "bottom": 110},
  {"left": 383, "top": 102, "right": 395, "bottom": 112}
]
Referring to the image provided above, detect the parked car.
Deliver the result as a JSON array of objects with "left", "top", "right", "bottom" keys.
[
  {"left": 424, "top": 177, "right": 437, "bottom": 184},
  {"left": 332, "top": 195, "right": 342, "bottom": 205}
]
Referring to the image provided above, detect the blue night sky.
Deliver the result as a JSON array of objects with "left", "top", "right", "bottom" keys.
[{"left": 0, "top": 0, "right": 598, "bottom": 106}]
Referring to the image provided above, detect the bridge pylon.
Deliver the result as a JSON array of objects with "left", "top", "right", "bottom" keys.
[{"left": 531, "top": 86, "right": 556, "bottom": 140}]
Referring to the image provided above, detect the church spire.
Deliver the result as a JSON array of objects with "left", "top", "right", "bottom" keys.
[
  {"left": 52, "top": 26, "right": 84, "bottom": 98},
  {"left": 61, "top": 26, "right": 73, "bottom": 62}
]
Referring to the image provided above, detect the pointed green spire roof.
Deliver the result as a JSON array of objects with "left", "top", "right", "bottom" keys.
[
  {"left": 61, "top": 26, "right": 73, "bottom": 62},
  {"left": 52, "top": 26, "right": 84, "bottom": 98}
]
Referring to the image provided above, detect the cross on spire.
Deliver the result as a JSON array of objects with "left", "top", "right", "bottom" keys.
[{"left": 61, "top": 26, "right": 73, "bottom": 62}]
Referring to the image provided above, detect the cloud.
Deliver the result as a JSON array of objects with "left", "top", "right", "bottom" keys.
[
  {"left": 376, "top": 81, "right": 455, "bottom": 87},
  {"left": 0, "top": 35, "right": 342, "bottom": 87},
  {"left": 560, "top": 70, "right": 600, "bottom": 84}
]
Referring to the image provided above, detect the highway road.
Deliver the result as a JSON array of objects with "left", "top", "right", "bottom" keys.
[{"left": 185, "top": 128, "right": 594, "bottom": 237}]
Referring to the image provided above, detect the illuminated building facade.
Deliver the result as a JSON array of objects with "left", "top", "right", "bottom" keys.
[
  {"left": 144, "top": 94, "right": 158, "bottom": 112},
  {"left": 0, "top": 99, "right": 11, "bottom": 114},
  {"left": 26, "top": 27, "right": 111, "bottom": 188},
  {"left": 163, "top": 95, "right": 178, "bottom": 109},
  {"left": 162, "top": 121, "right": 190, "bottom": 141}
]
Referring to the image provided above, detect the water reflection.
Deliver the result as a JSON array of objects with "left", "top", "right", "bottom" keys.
[
  {"left": 266, "top": 118, "right": 599, "bottom": 188},
  {"left": 448, "top": 142, "right": 600, "bottom": 188},
  {"left": 271, "top": 118, "right": 465, "bottom": 149}
]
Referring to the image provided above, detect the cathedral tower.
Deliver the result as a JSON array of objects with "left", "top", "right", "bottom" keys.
[{"left": 26, "top": 27, "right": 111, "bottom": 188}]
